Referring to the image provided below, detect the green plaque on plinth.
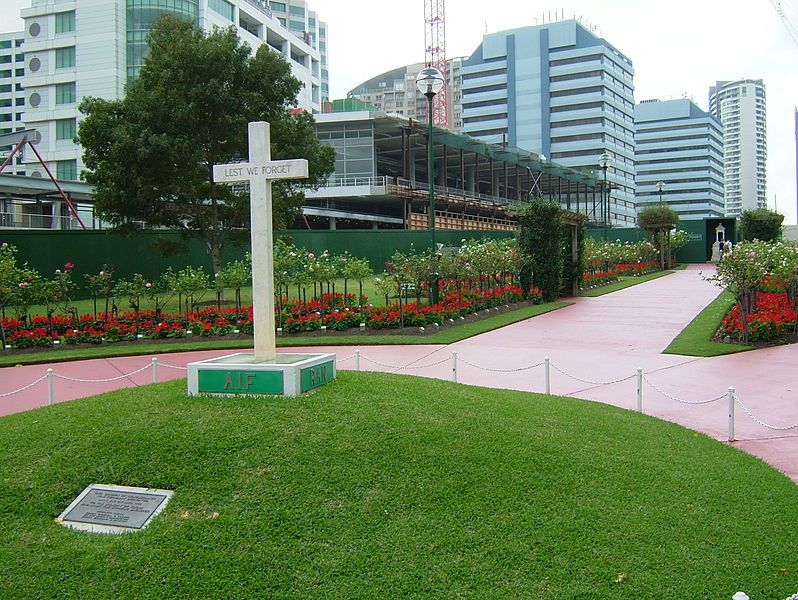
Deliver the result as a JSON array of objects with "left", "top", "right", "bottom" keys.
[
  {"left": 300, "top": 360, "right": 335, "bottom": 393},
  {"left": 198, "top": 369, "right": 283, "bottom": 395}
]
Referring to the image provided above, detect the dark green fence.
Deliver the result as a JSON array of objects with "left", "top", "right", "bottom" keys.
[{"left": 1, "top": 229, "right": 514, "bottom": 295}]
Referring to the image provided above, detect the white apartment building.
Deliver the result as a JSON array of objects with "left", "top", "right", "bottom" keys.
[
  {"left": 348, "top": 58, "right": 465, "bottom": 131},
  {"left": 0, "top": 31, "right": 27, "bottom": 175},
  {"left": 708, "top": 79, "right": 767, "bottom": 217},
  {"left": 15, "top": 0, "right": 325, "bottom": 181}
]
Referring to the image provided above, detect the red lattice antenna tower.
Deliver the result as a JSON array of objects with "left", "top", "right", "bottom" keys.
[{"left": 424, "top": 0, "right": 448, "bottom": 127}]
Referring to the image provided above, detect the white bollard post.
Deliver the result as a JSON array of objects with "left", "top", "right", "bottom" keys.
[
  {"left": 728, "top": 386, "right": 736, "bottom": 442},
  {"left": 451, "top": 351, "right": 458, "bottom": 383},
  {"left": 47, "top": 368, "right": 54, "bottom": 406},
  {"left": 732, "top": 592, "right": 750, "bottom": 600},
  {"left": 152, "top": 357, "right": 159, "bottom": 383},
  {"left": 544, "top": 356, "right": 551, "bottom": 395},
  {"left": 355, "top": 349, "right": 361, "bottom": 372},
  {"left": 636, "top": 368, "right": 643, "bottom": 412}
]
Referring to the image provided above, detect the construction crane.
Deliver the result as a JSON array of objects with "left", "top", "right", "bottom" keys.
[
  {"left": 424, "top": 0, "right": 448, "bottom": 127},
  {"left": 770, "top": 0, "right": 798, "bottom": 48}
]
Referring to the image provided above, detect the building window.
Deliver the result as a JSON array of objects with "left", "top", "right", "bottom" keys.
[
  {"left": 55, "top": 46, "right": 76, "bottom": 68},
  {"left": 55, "top": 11, "right": 76, "bottom": 34},
  {"left": 209, "top": 0, "right": 234, "bottom": 20},
  {"left": 289, "top": 20, "right": 304, "bottom": 31},
  {"left": 0, "top": 69, "right": 10, "bottom": 78},
  {"left": 289, "top": 5, "right": 305, "bottom": 17},
  {"left": 0, "top": 55, "right": 11, "bottom": 64},
  {"left": 0, "top": 40, "right": 11, "bottom": 49},
  {"left": 56, "top": 118, "right": 77, "bottom": 140},
  {"left": 56, "top": 159, "right": 78, "bottom": 181},
  {"left": 270, "top": 1, "right": 286, "bottom": 11},
  {"left": 56, "top": 82, "right": 77, "bottom": 104}
]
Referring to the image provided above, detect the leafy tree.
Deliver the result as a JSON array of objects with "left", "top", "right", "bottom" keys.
[
  {"left": 77, "top": 15, "right": 335, "bottom": 278},
  {"left": 740, "top": 208, "right": 784, "bottom": 242},
  {"left": 637, "top": 205, "right": 679, "bottom": 269}
]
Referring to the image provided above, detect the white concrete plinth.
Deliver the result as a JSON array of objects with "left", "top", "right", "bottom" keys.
[{"left": 187, "top": 352, "right": 336, "bottom": 397}]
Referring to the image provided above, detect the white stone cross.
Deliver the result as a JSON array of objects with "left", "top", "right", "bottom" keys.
[{"left": 212, "top": 121, "right": 308, "bottom": 362}]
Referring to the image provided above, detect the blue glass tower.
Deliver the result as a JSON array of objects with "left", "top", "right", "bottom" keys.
[{"left": 461, "top": 20, "right": 636, "bottom": 225}]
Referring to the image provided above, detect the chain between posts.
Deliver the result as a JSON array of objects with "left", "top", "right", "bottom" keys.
[
  {"left": 0, "top": 374, "right": 48, "bottom": 397},
  {"left": 457, "top": 357, "right": 545, "bottom": 373},
  {"left": 551, "top": 363, "right": 635, "bottom": 386},
  {"left": 735, "top": 394, "right": 798, "bottom": 431},
  {"left": 52, "top": 363, "right": 152, "bottom": 383},
  {"left": 643, "top": 376, "right": 727, "bottom": 405}
]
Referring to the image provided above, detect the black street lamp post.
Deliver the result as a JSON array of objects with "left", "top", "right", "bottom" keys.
[
  {"left": 597, "top": 152, "right": 613, "bottom": 241},
  {"left": 416, "top": 66, "right": 445, "bottom": 305}
]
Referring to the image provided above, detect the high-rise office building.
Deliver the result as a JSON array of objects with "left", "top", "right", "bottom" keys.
[
  {"left": 266, "top": 0, "right": 328, "bottom": 102},
  {"left": 459, "top": 20, "right": 637, "bottom": 225},
  {"left": 0, "top": 31, "right": 27, "bottom": 176},
  {"left": 634, "top": 99, "right": 725, "bottom": 219},
  {"left": 708, "top": 79, "right": 767, "bottom": 217},
  {"left": 348, "top": 57, "right": 465, "bottom": 130},
  {"left": 14, "top": 0, "right": 324, "bottom": 181}
]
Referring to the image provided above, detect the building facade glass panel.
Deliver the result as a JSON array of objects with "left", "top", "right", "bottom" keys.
[
  {"left": 56, "top": 118, "right": 77, "bottom": 140},
  {"left": 55, "top": 46, "right": 76, "bottom": 68},
  {"left": 126, "top": 0, "right": 199, "bottom": 78},
  {"left": 56, "top": 82, "right": 77, "bottom": 104},
  {"left": 55, "top": 11, "right": 76, "bottom": 34}
]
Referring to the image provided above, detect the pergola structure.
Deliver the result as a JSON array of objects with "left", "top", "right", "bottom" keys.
[{"left": 305, "top": 112, "right": 604, "bottom": 231}]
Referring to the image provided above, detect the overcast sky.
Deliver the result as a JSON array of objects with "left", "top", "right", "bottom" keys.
[{"left": 2, "top": 0, "right": 797, "bottom": 224}]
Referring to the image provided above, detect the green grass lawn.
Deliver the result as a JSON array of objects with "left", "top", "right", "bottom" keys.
[
  {"left": 664, "top": 290, "right": 754, "bottom": 357},
  {"left": 1, "top": 373, "right": 796, "bottom": 599},
  {"left": 0, "top": 301, "right": 572, "bottom": 367},
  {"left": 580, "top": 270, "right": 674, "bottom": 298}
]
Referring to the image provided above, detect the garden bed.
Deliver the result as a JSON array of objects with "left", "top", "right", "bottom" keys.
[{"left": 0, "top": 300, "right": 538, "bottom": 358}]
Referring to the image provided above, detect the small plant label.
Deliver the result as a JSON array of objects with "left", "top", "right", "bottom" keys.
[{"left": 56, "top": 484, "right": 174, "bottom": 534}]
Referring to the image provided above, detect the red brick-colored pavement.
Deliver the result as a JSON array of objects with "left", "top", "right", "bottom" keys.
[{"left": 2, "top": 265, "right": 796, "bottom": 481}]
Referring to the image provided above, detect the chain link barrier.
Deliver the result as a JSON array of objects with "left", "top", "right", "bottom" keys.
[
  {"left": 735, "top": 395, "right": 798, "bottom": 431},
  {"left": 551, "top": 363, "right": 635, "bottom": 386},
  {"left": 642, "top": 376, "right": 727, "bottom": 405},
  {"left": 458, "top": 357, "right": 544, "bottom": 373},
  {"left": 0, "top": 374, "right": 48, "bottom": 397},
  {"left": 360, "top": 354, "right": 451, "bottom": 370},
  {"left": 1, "top": 352, "right": 796, "bottom": 440},
  {"left": 157, "top": 362, "right": 188, "bottom": 371},
  {"left": 52, "top": 364, "right": 153, "bottom": 383}
]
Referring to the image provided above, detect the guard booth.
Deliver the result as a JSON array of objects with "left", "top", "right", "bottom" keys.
[{"left": 671, "top": 218, "right": 738, "bottom": 263}]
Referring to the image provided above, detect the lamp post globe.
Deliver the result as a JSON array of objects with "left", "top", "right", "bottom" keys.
[
  {"left": 656, "top": 181, "right": 665, "bottom": 203},
  {"left": 597, "top": 152, "right": 613, "bottom": 241},
  {"left": 416, "top": 66, "right": 445, "bottom": 98}
]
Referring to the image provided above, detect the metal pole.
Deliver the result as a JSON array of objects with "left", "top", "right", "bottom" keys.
[
  {"left": 427, "top": 92, "right": 436, "bottom": 249},
  {"left": 355, "top": 349, "right": 361, "bottom": 372},
  {"left": 728, "top": 386, "right": 736, "bottom": 442},
  {"left": 152, "top": 357, "right": 159, "bottom": 383},
  {"left": 47, "top": 368, "right": 54, "bottom": 406},
  {"left": 603, "top": 167, "right": 608, "bottom": 241},
  {"left": 636, "top": 368, "right": 643, "bottom": 412},
  {"left": 544, "top": 356, "right": 551, "bottom": 395},
  {"left": 451, "top": 351, "right": 457, "bottom": 383}
]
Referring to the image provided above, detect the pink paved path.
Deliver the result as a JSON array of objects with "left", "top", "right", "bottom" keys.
[{"left": 2, "top": 265, "right": 796, "bottom": 481}]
